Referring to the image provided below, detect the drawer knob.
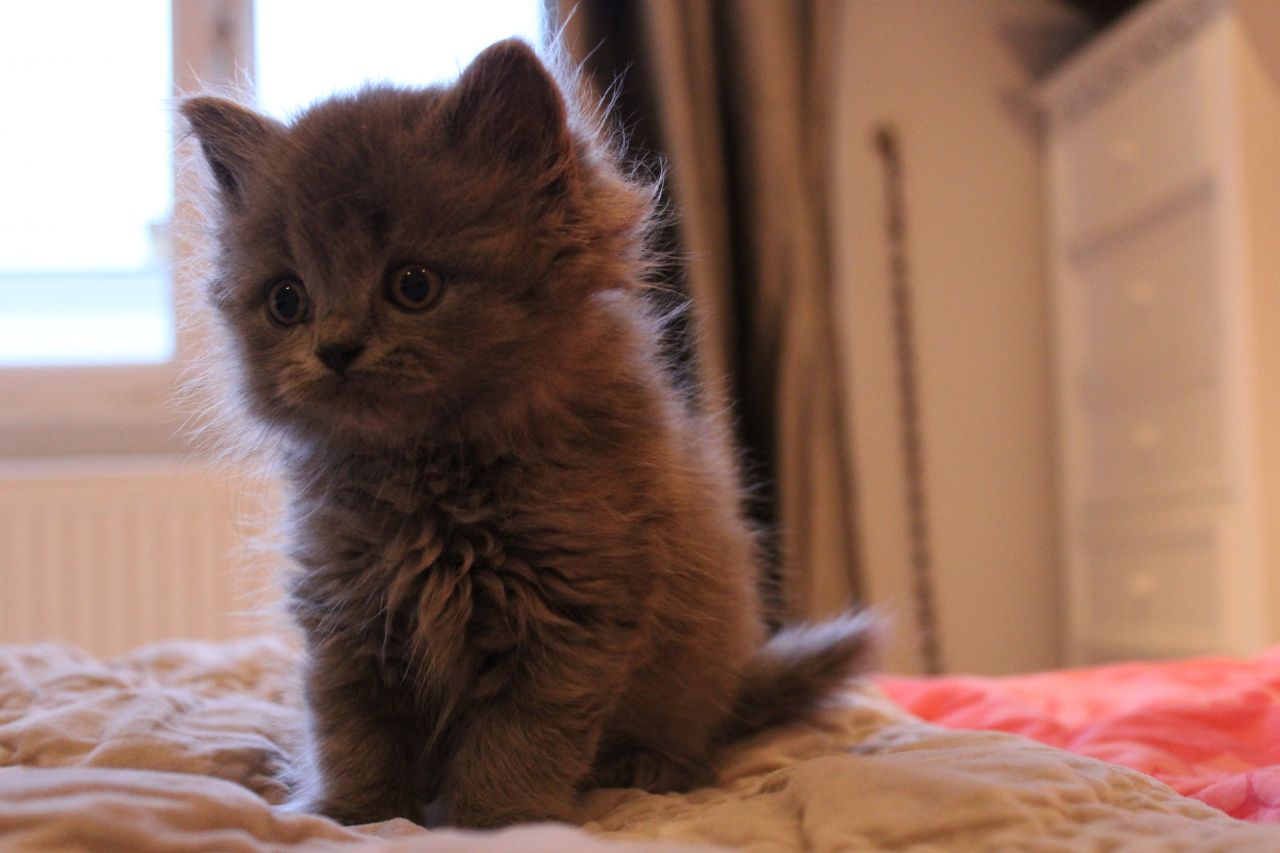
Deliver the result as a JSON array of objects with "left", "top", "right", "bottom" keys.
[
  {"left": 1124, "top": 280, "right": 1156, "bottom": 312},
  {"left": 1126, "top": 571, "right": 1156, "bottom": 601},
  {"left": 1108, "top": 137, "right": 1141, "bottom": 169},
  {"left": 1130, "top": 423, "right": 1161, "bottom": 452}
]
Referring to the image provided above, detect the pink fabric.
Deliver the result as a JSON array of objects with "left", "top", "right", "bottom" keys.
[{"left": 878, "top": 648, "right": 1280, "bottom": 822}]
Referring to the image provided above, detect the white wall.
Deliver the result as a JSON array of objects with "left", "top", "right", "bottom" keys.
[{"left": 831, "top": 0, "right": 1091, "bottom": 674}]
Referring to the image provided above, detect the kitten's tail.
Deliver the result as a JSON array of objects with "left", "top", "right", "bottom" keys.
[{"left": 718, "top": 610, "right": 882, "bottom": 745}]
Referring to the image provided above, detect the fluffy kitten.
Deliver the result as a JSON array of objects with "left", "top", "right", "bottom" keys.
[{"left": 182, "top": 39, "right": 875, "bottom": 829}]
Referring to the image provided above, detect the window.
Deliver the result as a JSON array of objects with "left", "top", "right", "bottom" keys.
[
  {"left": 0, "top": 1, "right": 174, "bottom": 367},
  {"left": 0, "top": 1, "right": 544, "bottom": 455},
  {"left": 255, "top": 2, "right": 545, "bottom": 119}
]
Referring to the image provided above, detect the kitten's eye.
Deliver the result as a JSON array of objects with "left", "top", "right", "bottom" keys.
[
  {"left": 265, "top": 277, "right": 309, "bottom": 328},
  {"left": 387, "top": 264, "right": 444, "bottom": 312}
]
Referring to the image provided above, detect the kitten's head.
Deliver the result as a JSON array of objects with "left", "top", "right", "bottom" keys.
[{"left": 183, "top": 40, "right": 653, "bottom": 451}]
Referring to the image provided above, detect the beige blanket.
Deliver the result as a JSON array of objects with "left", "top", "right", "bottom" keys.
[{"left": 2, "top": 636, "right": 1278, "bottom": 852}]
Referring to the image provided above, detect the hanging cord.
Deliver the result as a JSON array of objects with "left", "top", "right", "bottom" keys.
[{"left": 873, "top": 126, "right": 943, "bottom": 675}]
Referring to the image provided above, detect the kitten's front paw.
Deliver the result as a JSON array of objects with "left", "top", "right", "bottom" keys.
[
  {"left": 447, "top": 800, "right": 577, "bottom": 830},
  {"left": 596, "top": 748, "right": 711, "bottom": 794},
  {"left": 278, "top": 794, "right": 363, "bottom": 826},
  {"left": 281, "top": 789, "right": 425, "bottom": 827}
]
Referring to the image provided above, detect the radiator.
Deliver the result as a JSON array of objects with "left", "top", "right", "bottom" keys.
[{"left": 0, "top": 456, "right": 284, "bottom": 657}]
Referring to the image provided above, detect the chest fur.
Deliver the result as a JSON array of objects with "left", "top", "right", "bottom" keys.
[{"left": 286, "top": 453, "right": 635, "bottom": 698}]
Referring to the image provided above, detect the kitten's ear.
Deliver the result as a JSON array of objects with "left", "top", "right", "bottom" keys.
[
  {"left": 445, "top": 39, "right": 573, "bottom": 173},
  {"left": 181, "top": 97, "right": 284, "bottom": 207}
]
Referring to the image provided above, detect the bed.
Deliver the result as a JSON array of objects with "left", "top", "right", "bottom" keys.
[
  {"left": 3, "top": 636, "right": 1280, "bottom": 851},
  {"left": 879, "top": 649, "right": 1280, "bottom": 824}
]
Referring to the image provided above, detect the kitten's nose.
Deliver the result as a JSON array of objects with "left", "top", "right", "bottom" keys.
[{"left": 316, "top": 341, "right": 365, "bottom": 374}]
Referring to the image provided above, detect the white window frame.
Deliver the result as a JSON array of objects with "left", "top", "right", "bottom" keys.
[{"left": 0, "top": 0, "right": 252, "bottom": 457}]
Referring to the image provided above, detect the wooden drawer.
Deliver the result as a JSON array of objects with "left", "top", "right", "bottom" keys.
[
  {"left": 1082, "top": 509, "right": 1223, "bottom": 651},
  {"left": 1077, "top": 195, "right": 1219, "bottom": 387},
  {"left": 1059, "top": 36, "right": 1213, "bottom": 240},
  {"left": 1087, "top": 383, "right": 1225, "bottom": 501}
]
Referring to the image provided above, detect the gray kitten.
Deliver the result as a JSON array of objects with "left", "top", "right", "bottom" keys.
[{"left": 182, "top": 39, "right": 875, "bottom": 829}]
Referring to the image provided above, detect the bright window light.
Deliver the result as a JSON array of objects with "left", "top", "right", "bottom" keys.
[
  {"left": 0, "top": 1, "right": 174, "bottom": 366},
  {"left": 0, "top": 1, "right": 543, "bottom": 369},
  {"left": 254, "top": 1, "right": 546, "bottom": 119}
]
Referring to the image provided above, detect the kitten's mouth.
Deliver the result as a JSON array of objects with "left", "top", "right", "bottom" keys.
[
  {"left": 297, "top": 375, "right": 395, "bottom": 435},
  {"left": 309, "top": 372, "right": 386, "bottom": 406},
  {"left": 287, "top": 369, "right": 436, "bottom": 444}
]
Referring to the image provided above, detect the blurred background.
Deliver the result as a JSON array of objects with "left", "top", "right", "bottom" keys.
[{"left": 5, "top": 0, "right": 1276, "bottom": 677}]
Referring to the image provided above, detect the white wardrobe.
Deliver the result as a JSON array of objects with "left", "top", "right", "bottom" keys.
[{"left": 1042, "top": 0, "right": 1280, "bottom": 663}]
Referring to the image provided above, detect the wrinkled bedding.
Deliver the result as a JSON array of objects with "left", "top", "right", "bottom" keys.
[
  {"left": 4, "top": 637, "right": 1280, "bottom": 851},
  {"left": 880, "top": 647, "right": 1280, "bottom": 823}
]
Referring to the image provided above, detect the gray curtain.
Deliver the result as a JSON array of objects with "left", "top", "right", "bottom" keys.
[{"left": 557, "top": 1, "right": 862, "bottom": 621}]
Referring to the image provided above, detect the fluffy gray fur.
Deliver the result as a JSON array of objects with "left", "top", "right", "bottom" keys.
[{"left": 181, "top": 39, "right": 876, "bottom": 829}]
